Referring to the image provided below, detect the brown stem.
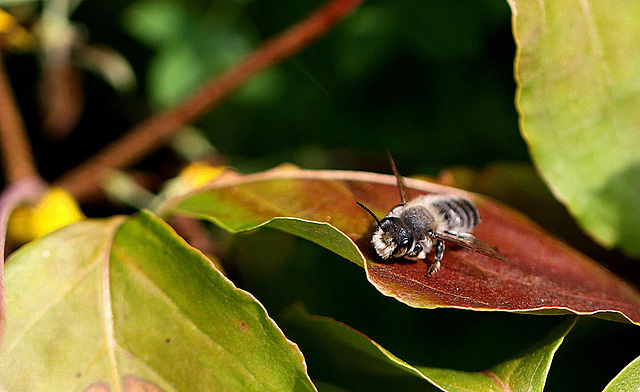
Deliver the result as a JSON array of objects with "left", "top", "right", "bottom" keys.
[
  {"left": 55, "top": 0, "right": 365, "bottom": 201},
  {"left": 0, "top": 51, "right": 38, "bottom": 184}
]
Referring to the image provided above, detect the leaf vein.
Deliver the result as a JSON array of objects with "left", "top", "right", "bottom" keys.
[{"left": 114, "top": 248, "right": 272, "bottom": 391}]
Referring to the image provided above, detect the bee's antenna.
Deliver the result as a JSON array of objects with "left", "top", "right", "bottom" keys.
[
  {"left": 356, "top": 202, "right": 382, "bottom": 227},
  {"left": 386, "top": 149, "right": 411, "bottom": 204}
]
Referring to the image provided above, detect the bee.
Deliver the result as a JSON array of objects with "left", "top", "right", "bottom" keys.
[{"left": 357, "top": 152, "right": 508, "bottom": 276}]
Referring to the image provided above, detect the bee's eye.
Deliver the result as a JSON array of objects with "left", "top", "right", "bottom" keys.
[{"left": 400, "top": 238, "right": 410, "bottom": 247}]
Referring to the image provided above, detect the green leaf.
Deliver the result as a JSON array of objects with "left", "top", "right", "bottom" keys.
[
  {"left": 511, "top": 0, "right": 640, "bottom": 257},
  {"left": 284, "top": 304, "right": 576, "bottom": 392},
  {"left": 165, "top": 167, "right": 640, "bottom": 324},
  {"left": 0, "top": 211, "right": 315, "bottom": 391},
  {"left": 603, "top": 355, "right": 640, "bottom": 392}
]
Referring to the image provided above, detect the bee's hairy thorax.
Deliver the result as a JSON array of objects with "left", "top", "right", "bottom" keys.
[{"left": 403, "top": 194, "right": 481, "bottom": 234}]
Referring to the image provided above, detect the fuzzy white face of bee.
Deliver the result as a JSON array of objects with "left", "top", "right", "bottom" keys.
[{"left": 371, "top": 223, "right": 433, "bottom": 260}]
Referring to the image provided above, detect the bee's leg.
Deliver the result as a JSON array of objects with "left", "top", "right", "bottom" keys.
[
  {"left": 415, "top": 238, "right": 432, "bottom": 260},
  {"left": 427, "top": 239, "right": 445, "bottom": 276}
]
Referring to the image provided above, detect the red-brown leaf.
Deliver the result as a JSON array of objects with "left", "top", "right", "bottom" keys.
[{"left": 168, "top": 167, "right": 640, "bottom": 324}]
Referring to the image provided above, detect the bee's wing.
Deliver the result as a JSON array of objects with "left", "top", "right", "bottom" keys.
[
  {"left": 433, "top": 231, "right": 509, "bottom": 262},
  {"left": 387, "top": 149, "right": 411, "bottom": 204}
]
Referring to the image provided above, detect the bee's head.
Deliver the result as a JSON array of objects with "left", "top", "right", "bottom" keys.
[
  {"left": 357, "top": 201, "right": 413, "bottom": 259},
  {"left": 372, "top": 217, "right": 413, "bottom": 259}
]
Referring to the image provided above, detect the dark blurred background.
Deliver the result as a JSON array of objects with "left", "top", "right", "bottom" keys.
[{"left": 4, "top": 0, "right": 526, "bottom": 185}]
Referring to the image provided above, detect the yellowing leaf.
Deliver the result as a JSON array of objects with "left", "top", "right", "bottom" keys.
[
  {"left": 178, "top": 162, "right": 226, "bottom": 189},
  {"left": 0, "top": 9, "right": 34, "bottom": 51},
  {"left": 7, "top": 187, "right": 85, "bottom": 243},
  {"left": 31, "top": 187, "right": 85, "bottom": 237},
  {"left": 6, "top": 205, "right": 33, "bottom": 244}
]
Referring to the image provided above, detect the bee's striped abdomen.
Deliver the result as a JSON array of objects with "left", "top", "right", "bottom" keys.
[{"left": 415, "top": 195, "right": 480, "bottom": 234}]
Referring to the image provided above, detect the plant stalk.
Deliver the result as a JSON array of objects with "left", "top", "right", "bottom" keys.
[
  {"left": 0, "top": 51, "right": 38, "bottom": 184},
  {"left": 55, "top": 0, "right": 365, "bottom": 201}
]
